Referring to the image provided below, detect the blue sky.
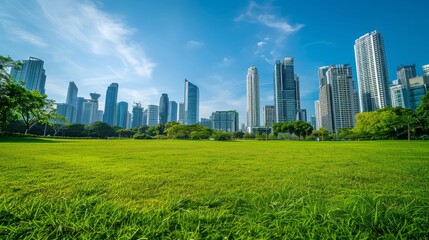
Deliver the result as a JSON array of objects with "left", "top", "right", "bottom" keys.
[{"left": 1, "top": 0, "right": 428, "bottom": 125}]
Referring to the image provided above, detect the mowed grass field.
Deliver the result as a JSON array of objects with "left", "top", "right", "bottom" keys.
[{"left": 0, "top": 138, "right": 428, "bottom": 239}]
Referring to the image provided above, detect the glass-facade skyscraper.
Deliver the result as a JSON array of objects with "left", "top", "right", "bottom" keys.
[
  {"left": 158, "top": 93, "right": 169, "bottom": 124},
  {"left": 211, "top": 111, "right": 239, "bottom": 132},
  {"left": 354, "top": 31, "right": 391, "bottom": 112},
  {"left": 168, "top": 101, "right": 178, "bottom": 122},
  {"left": 116, "top": 101, "right": 128, "bottom": 128},
  {"left": 184, "top": 79, "right": 199, "bottom": 125},
  {"left": 246, "top": 65, "right": 260, "bottom": 132},
  {"left": 132, "top": 103, "right": 143, "bottom": 128},
  {"left": 274, "top": 57, "right": 297, "bottom": 123},
  {"left": 10, "top": 57, "right": 46, "bottom": 94},
  {"left": 65, "top": 81, "right": 78, "bottom": 123},
  {"left": 103, "top": 83, "right": 119, "bottom": 126},
  {"left": 147, "top": 105, "right": 159, "bottom": 126}
]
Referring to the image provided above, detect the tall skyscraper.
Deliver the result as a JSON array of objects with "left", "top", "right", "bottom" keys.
[
  {"left": 325, "top": 64, "right": 359, "bottom": 131},
  {"left": 246, "top": 65, "right": 260, "bottom": 133},
  {"left": 10, "top": 57, "right": 46, "bottom": 94},
  {"left": 354, "top": 31, "right": 391, "bottom": 112},
  {"left": 82, "top": 93, "right": 100, "bottom": 125},
  {"left": 211, "top": 110, "right": 239, "bottom": 132},
  {"left": 314, "top": 100, "right": 321, "bottom": 130},
  {"left": 76, "top": 97, "right": 85, "bottom": 124},
  {"left": 184, "top": 79, "right": 199, "bottom": 125},
  {"left": 178, "top": 102, "right": 185, "bottom": 124},
  {"left": 116, "top": 101, "right": 128, "bottom": 128},
  {"left": 274, "top": 57, "right": 298, "bottom": 123},
  {"left": 131, "top": 103, "right": 143, "bottom": 128},
  {"left": 295, "top": 74, "right": 301, "bottom": 110},
  {"left": 103, "top": 83, "right": 119, "bottom": 126},
  {"left": 168, "top": 101, "right": 178, "bottom": 122},
  {"left": 65, "top": 82, "right": 78, "bottom": 123},
  {"left": 318, "top": 66, "right": 333, "bottom": 132},
  {"left": 158, "top": 93, "right": 169, "bottom": 124},
  {"left": 263, "top": 105, "right": 276, "bottom": 128},
  {"left": 390, "top": 84, "right": 406, "bottom": 108},
  {"left": 146, "top": 105, "right": 159, "bottom": 126},
  {"left": 423, "top": 64, "right": 429, "bottom": 76},
  {"left": 397, "top": 65, "right": 416, "bottom": 90}
]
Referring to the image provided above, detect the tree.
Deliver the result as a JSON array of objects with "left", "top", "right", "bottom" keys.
[
  {"left": 212, "top": 131, "right": 231, "bottom": 141},
  {"left": 416, "top": 92, "right": 429, "bottom": 135},
  {"left": 116, "top": 129, "right": 136, "bottom": 138},
  {"left": 0, "top": 56, "right": 24, "bottom": 132},
  {"left": 14, "top": 89, "right": 52, "bottom": 134},
  {"left": 232, "top": 131, "right": 244, "bottom": 139},
  {"left": 86, "top": 121, "right": 116, "bottom": 138},
  {"left": 63, "top": 123, "right": 85, "bottom": 137}
]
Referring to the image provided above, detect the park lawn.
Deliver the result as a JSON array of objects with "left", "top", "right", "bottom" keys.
[{"left": 0, "top": 138, "right": 428, "bottom": 239}]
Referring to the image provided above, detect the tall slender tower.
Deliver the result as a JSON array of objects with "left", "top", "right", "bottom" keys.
[
  {"left": 159, "top": 93, "right": 169, "bottom": 124},
  {"left": 10, "top": 57, "right": 46, "bottom": 94},
  {"left": 168, "top": 101, "right": 178, "bottom": 122},
  {"left": 274, "top": 57, "right": 297, "bottom": 123},
  {"left": 103, "top": 83, "right": 119, "bottom": 126},
  {"left": 184, "top": 79, "right": 199, "bottom": 125},
  {"left": 246, "top": 65, "right": 260, "bottom": 132},
  {"left": 116, "top": 101, "right": 128, "bottom": 128},
  {"left": 354, "top": 31, "right": 391, "bottom": 112},
  {"left": 65, "top": 81, "right": 78, "bottom": 123}
]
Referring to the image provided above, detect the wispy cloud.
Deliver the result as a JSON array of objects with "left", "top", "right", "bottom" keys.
[
  {"left": 186, "top": 40, "right": 205, "bottom": 49},
  {"left": 236, "top": 2, "right": 303, "bottom": 63},
  {"left": 35, "top": 0, "right": 155, "bottom": 78},
  {"left": 235, "top": 2, "right": 304, "bottom": 34}
]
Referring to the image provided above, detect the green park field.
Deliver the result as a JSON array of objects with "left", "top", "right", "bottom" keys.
[{"left": 0, "top": 138, "right": 428, "bottom": 239}]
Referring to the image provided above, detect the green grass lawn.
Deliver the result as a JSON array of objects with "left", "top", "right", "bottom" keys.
[{"left": 0, "top": 138, "right": 428, "bottom": 239}]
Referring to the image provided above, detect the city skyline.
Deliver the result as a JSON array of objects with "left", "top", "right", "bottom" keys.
[{"left": 1, "top": 0, "right": 428, "bottom": 125}]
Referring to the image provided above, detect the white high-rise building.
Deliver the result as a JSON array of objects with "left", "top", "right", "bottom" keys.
[
  {"left": 354, "top": 31, "right": 391, "bottom": 112},
  {"left": 246, "top": 65, "right": 260, "bottom": 132},
  {"left": 326, "top": 64, "right": 359, "bottom": 131}
]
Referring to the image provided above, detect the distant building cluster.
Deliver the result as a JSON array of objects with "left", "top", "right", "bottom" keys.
[{"left": 10, "top": 30, "right": 428, "bottom": 133}]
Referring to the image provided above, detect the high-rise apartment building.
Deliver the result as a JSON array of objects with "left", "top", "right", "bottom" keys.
[
  {"left": 103, "top": 83, "right": 118, "bottom": 126},
  {"left": 10, "top": 57, "right": 46, "bottom": 94},
  {"left": 246, "top": 65, "right": 260, "bottom": 132},
  {"left": 132, "top": 103, "right": 144, "bottom": 128},
  {"left": 200, "top": 118, "right": 213, "bottom": 128},
  {"left": 146, "top": 105, "right": 159, "bottom": 126},
  {"left": 325, "top": 64, "right": 359, "bottom": 131},
  {"left": 178, "top": 102, "right": 185, "bottom": 124},
  {"left": 211, "top": 111, "right": 239, "bottom": 132},
  {"left": 318, "top": 66, "right": 334, "bottom": 132},
  {"left": 184, "top": 79, "right": 199, "bottom": 125},
  {"left": 263, "top": 105, "right": 276, "bottom": 128},
  {"left": 168, "top": 101, "right": 178, "bottom": 122},
  {"left": 158, "top": 93, "right": 169, "bottom": 124},
  {"left": 390, "top": 84, "right": 406, "bottom": 108},
  {"left": 274, "top": 57, "right": 298, "bottom": 123},
  {"left": 354, "top": 31, "right": 391, "bottom": 112},
  {"left": 116, "top": 101, "right": 128, "bottom": 128},
  {"left": 423, "top": 64, "right": 429, "bottom": 76}
]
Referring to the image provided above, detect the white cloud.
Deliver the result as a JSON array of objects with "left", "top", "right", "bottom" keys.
[
  {"left": 186, "top": 40, "right": 205, "bottom": 49},
  {"left": 257, "top": 41, "right": 267, "bottom": 47},
  {"left": 36, "top": 0, "right": 155, "bottom": 78},
  {"left": 8, "top": 28, "right": 48, "bottom": 48},
  {"left": 235, "top": 2, "right": 304, "bottom": 34}
]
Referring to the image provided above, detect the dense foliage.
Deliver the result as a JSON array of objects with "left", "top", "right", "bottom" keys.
[{"left": 0, "top": 56, "right": 56, "bottom": 134}]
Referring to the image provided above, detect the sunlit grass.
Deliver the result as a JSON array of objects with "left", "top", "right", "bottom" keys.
[{"left": 1, "top": 138, "right": 428, "bottom": 238}]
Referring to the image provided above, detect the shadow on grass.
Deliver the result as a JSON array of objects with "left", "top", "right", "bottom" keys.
[{"left": 0, "top": 137, "right": 64, "bottom": 143}]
